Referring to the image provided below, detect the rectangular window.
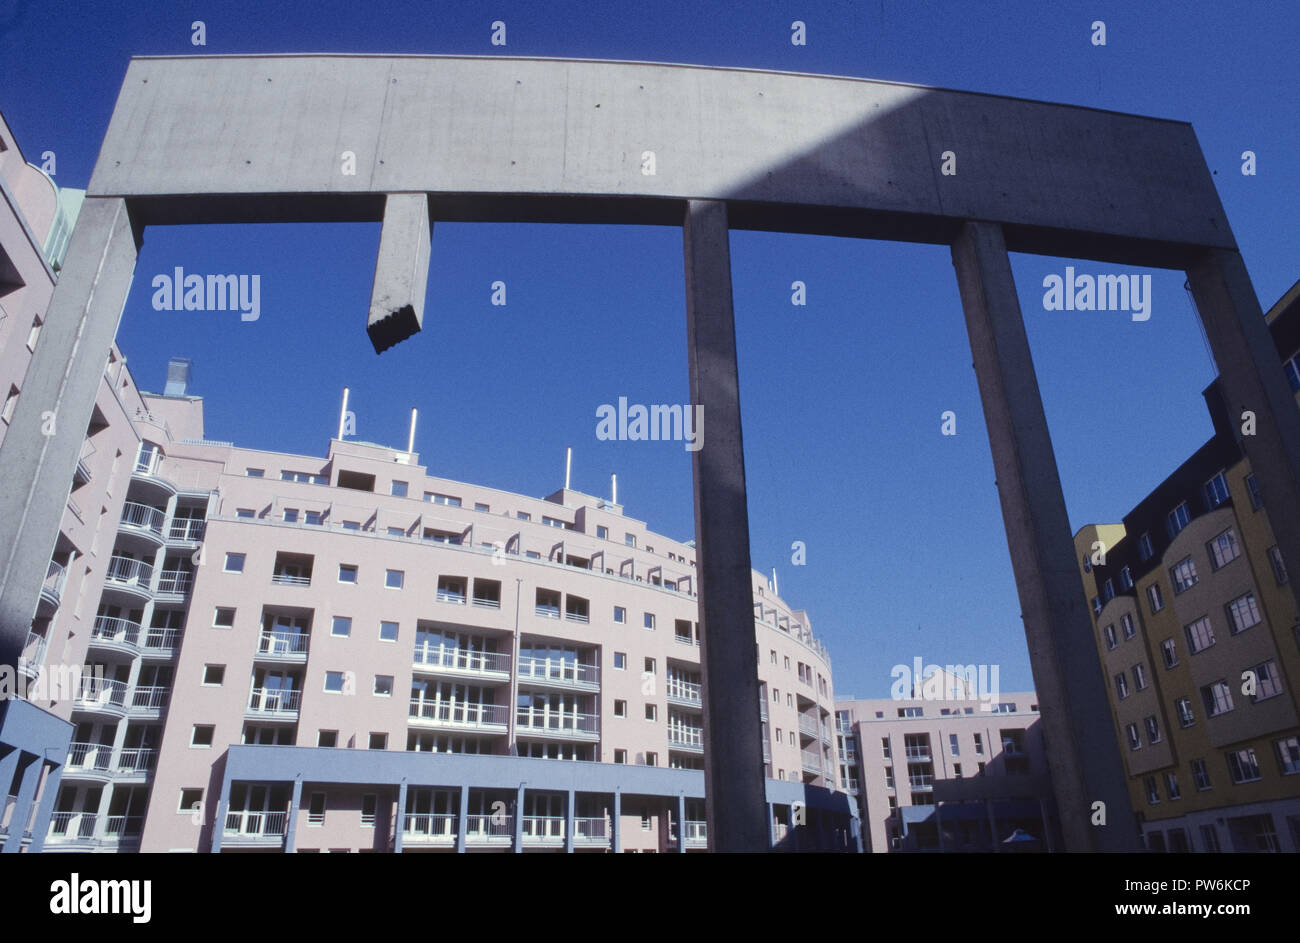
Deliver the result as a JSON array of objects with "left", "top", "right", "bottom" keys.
[
  {"left": 1133, "top": 663, "right": 1148, "bottom": 690},
  {"left": 368, "top": 733, "right": 387, "bottom": 750},
  {"left": 881, "top": 737, "right": 891, "bottom": 759},
  {"left": 1253, "top": 661, "right": 1283, "bottom": 701},
  {"left": 1226, "top": 748, "right": 1261, "bottom": 784},
  {"left": 1102, "top": 579, "right": 1115, "bottom": 602},
  {"left": 1245, "top": 473, "right": 1263, "bottom": 510},
  {"left": 213, "top": 607, "right": 236, "bottom": 629},
  {"left": 1121, "top": 613, "right": 1135, "bottom": 639},
  {"left": 474, "top": 502, "right": 490, "bottom": 512},
  {"left": 1144, "top": 714, "right": 1161, "bottom": 743},
  {"left": 318, "top": 730, "right": 338, "bottom": 748},
  {"left": 1144, "top": 776, "right": 1159, "bottom": 804},
  {"left": 614, "top": 749, "right": 627, "bottom": 764},
  {"left": 306, "top": 511, "right": 322, "bottom": 526},
  {"left": 1166, "top": 502, "right": 1191, "bottom": 539},
  {"left": 614, "top": 699, "right": 627, "bottom": 718},
  {"left": 1287, "top": 353, "right": 1300, "bottom": 391},
  {"left": 361, "top": 795, "right": 377, "bottom": 827},
  {"left": 1118, "top": 566, "right": 1133, "bottom": 591},
  {"left": 224, "top": 552, "right": 245, "bottom": 573},
  {"left": 245, "top": 468, "right": 264, "bottom": 478},
  {"left": 1138, "top": 532, "right": 1154, "bottom": 561},
  {"left": 1160, "top": 638, "right": 1177, "bottom": 668},
  {"left": 949, "top": 734, "right": 959, "bottom": 757},
  {"left": 1115, "top": 673, "right": 1129, "bottom": 699},
  {"left": 427, "top": 493, "right": 461, "bottom": 507},
  {"left": 1275, "top": 736, "right": 1300, "bottom": 775},
  {"left": 373, "top": 675, "right": 394, "bottom": 697},
  {"left": 625, "top": 533, "right": 637, "bottom": 548},
  {"left": 338, "top": 564, "right": 357, "bottom": 584},
  {"left": 202, "top": 665, "right": 225, "bottom": 686},
  {"left": 1191, "top": 758, "right": 1211, "bottom": 790},
  {"left": 596, "top": 525, "right": 608, "bottom": 539},
  {"left": 1208, "top": 529, "right": 1241, "bottom": 570},
  {"left": 1268, "top": 546, "right": 1289, "bottom": 585},
  {"left": 645, "top": 752, "right": 656, "bottom": 767},
  {"left": 308, "top": 793, "right": 326, "bottom": 825},
  {"left": 1126, "top": 723, "right": 1140, "bottom": 750},
  {"left": 283, "top": 508, "right": 299, "bottom": 523},
  {"left": 516, "top": 511, "right": 531, "bottom": 521},
  {"left": 1170, "top": 557, "right": 1198, "bottom": 594},
  {"left": 973, "top": 734, "right": 983, "bottom": 756},
  {"left": 236, "top": 508, "right": 254, "bottom": 518},
  {"left": 379, "top": 621, "right": 398, "bottom": 642},
  {"left": 1226, "top": 593, "right": 1262, "bottom": 634},
  {"left": 1203, "top": 471, "right": 1230, "bottom": 509},
  {"left": 391, "top": 481, "right": 408, "bottom": 497},
  {"left": 324, "top": 671, "right": 347, "bottom": 693},
  {"left": 613, "top": 652, "right": 626, "bottom": 670},
  {"left": 191, "top": 725, "right": 215, "bottom": 748},
  {"left": 614, "top": 606, "right": 626, "bottom": 624},
  {"left": 1202, "top": 681, "right": 1233, "bottom": 717},
  {"left": 331, "top": 616, "right": 351, "bottom": 637},
  {"left": 178, "top": 788, "right": 203, "bottom": 814},
  {"left": 1176, "top": 697, "right": 1195, "bottom": 728},
  {"left": 385, "top": 569, "right": 404, "bottom": 589},
  {"left": 1184, "top": 616, "right": 1215, "bottom": 654},
  {"left": 1103, "top": 624, "right": 1117, "bottom": 650},
  {"left": 643, "top": 612, "right": 655, "bottom": 630},
  {"left": 1147, "top": 583, "right": 1165, "bottom": 614},
  {"left": 644, "top": 657, "right": 656, "bottom": 675}
]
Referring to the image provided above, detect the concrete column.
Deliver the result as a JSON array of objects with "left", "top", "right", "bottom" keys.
[
  {"left": 950, "top": 221, "right": 1136, "bottom": 852},
  {"left": 1186, "top": 248, "right": 1300, "bottom": 587},
  {"left": 0, "top": 747, "right": 18, "bottom": 804},
  {"left": 682, "top": 199, "right": 767, "bottom": 853},
  {"left": 1, "top": 753, "right": 39, "bottom": 852},
  {"left": 676, "top": 793, "right": 686, "bottom": 853},
  {"left": 514, "top": 782, "right": 525, "bottom": 852},
  {"left": 27, "top": 760, "right": 62, "bottom": 853},
  {"left": 612, "top": 790, "right": 621, "bottom": 853},
  {"left": 394, "top": 780, "right": 407, "bottom": 853},
  {"left": 455, "top": 784, "right": 468, "bottom": 854},
  {"left": 564, "top": 788, "right": 575, "bottom": 853},
  {"left": 767, "top": 801, "right": 775, "bottom": 849},
  {"left": 367, "top": 193, "right": 431, "bottom": 353},
  {"left": 210, "top": 770, "right": 233, "bottom": 853},
  {"left": 0, "top": 198, "right": 141, "bottom": 671},
  {"left": 985, "top": 800, "right": 999, "bottom": 852},
  {"left": 284, "top": 777, "right": 303, "bottom": 852}
]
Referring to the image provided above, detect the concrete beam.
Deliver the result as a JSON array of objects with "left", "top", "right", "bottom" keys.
[
  {"left": 950, "top": 220, "right": 1137, "bottom": 852},
  {"left": 683, "top": 199, "right": 768, "bottom": 852},
  {"left": 0, "top": 197, "right": 140, "bottom": 670},
  {"left": 367, "top": 193, "right": 431, "bottom": 353}
]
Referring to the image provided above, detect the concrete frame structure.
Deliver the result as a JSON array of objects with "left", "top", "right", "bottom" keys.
[{"left": 3, "top": 54, "right": 1298, "bottom": 852}]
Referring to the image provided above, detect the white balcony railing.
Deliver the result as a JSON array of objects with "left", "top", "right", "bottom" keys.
[
  {"left": 412, "top": 646, "right": 510, "bottom": 675},
  {"left": 257, "top": 631, "right": 310, "bottom": 657},
  {"left": 465, "top": 814, "right": 513, "bottom": 841},
  {"left": 120, "top": 501, "right": 165, "bottom": 536},
  {"left": 76, "top": 678, "right": 128, "bottom": 712},
  {"left": 104, "top": 815, "right": 144, "bottom": 840},
  {"left": 437, "top": 587, "right": 467, "bottom": 605},
  {"left": 521, "top": 815, "right": 566, "bottom": 841},
  {"left": 91, "top": 615, "right": 141, "bottom": 649},
  {"left": 514, "top": 710, "right": 599, "bottom": 737},
  {"left": 798, "top": 715, "right": 821, "bottom": 737},
  {"left": 564, "top": 609, "right": 589, "bottom": 624},
  {"left": 666, "top": 678, "right": 702, "bottom": 705},
  {"left": 471, "top": 595, "right": 501, "bottom": 610},
  {"left": 534, "top": 604, "right": 560, "bottom": 619},
  {"left": 156, "top": 569, "right": 192, "bottom": 595},
  {"left": 516, "top": 656, "right": 599, "bottom": 687},
  {"left": 105, "top": 555, "right": 153, "bottom": 590},
  {"left": 247, "top": 687, "right": 302, "bottom": 715},
  {"left": 801, "top": 749, "right": 822, "bottom": 772},
  {"left": 408, "top": 699, "right": 508, "bottom": 729},
  {"left": 116, "top": 748, "right": 156, "bottom": 774},
  {"left": 42, "top": 559, "right": 67, "bottom": 602},
  {"left": 574, "top": 817, "right": 609, "bottom": 842},
  {"left": 668, "top": 726, "right": 705, "bottom": 750},
  {"left": 684, "top": 820, "right": 707, "bottom": 846},
  {"left": 141, "top": 627, "right": 181, "bottom": 653},
  {"left": 403, "top": 813, "right": 457, "bottom": 841},
  {"left": 67, "top": 742, "right": 113, "bottom": 773},
  {"left": 223, "top": 810, "right": 287, "bottom": 839},
  {"left": 271, "top": 572, "right": 311, "bottom": 586},
  {"left": 904, "top": 746, "right": 931, "bottom": 761},
  {"left": 167, "top": 518, "right": 206, "bottom": 542},
  {"left": 49, "top": 812, "right": 98, "bottom": 841},
  {"left": 130, "top": 685, "right": 170, "bottom": 712},
  {"left": 20, "top": 630, "right": 48, "bottom": 675}
]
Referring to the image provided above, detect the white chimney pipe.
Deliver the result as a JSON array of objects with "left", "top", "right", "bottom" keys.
[{"left": 337, "top": 387, "right": 350, "bottom": 440}]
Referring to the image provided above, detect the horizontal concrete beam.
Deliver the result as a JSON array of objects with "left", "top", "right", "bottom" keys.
[{"left": 90, "top": 55, "right": 1233, "bottom": 263}]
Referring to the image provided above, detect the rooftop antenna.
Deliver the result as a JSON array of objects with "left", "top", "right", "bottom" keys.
[
  {"left": 337, "top": 387, "right": 350, "bottom": 440},
  {"left": 407, "top": 407, "right": 418, "bottom": 456},
  {"left": 565, "top": 447, "right": 572, "bottom": 490},
  {"left": 611, "top": 474, "right": 618, "bottom": 506}
]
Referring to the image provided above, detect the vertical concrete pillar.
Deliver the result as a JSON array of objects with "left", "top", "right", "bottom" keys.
[
  {"left": 514, "top": 782, "right": 525, "bottom": 852},
  {"left": 0, "top": 198, "right": 140, "bottom": 671},
  {"left": 767, "top": 801, "right": 775, "bottom": 849},
  {"left": 1, "top": 753, "right": 39, "bottom": 852},
  {"left": 27, "top": 760, "right": 61, "bottom": 853},
  {"left": 394, "top": 780, "right": 407, "bottom": 853},
  {"left": 676, "top": 793, "right": 686, "bottom": 853},
  {"left": 564, "top": 788, "right": 575, "bottom": 853},
  {"left": 682, "top": 199, "right": 767, "bottom": 853},
  {"left": 284, "top": 776, "right": 303, "bottom": 852},
  {"left": 210, "top": 770, "right": 232, "bottom": 853},
  {"left": 1186, "top": 248, "right": 1300, "bottom": 587},
  {"left": 985, "top": 799, "right": 999, "bottom": 853},
  {"left": 950, "top": 221, "right": 1137, "bottom": 852},
  {"left": 367, "top": 193, "right": 431, "bottom": 353},
  {"left": 455, "top": 783, "right": 469, "bottom": 853},
  {"left": 612, "top": 790, "right": 621, "bottom": 854}
]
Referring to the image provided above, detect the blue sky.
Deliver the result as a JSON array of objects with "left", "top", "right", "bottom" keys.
[{"left": 3, "top": 1, "right": 1297, "bottom": 698}]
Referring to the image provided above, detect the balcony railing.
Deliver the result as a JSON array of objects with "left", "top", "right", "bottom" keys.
[
  {"left": 76, "top": 678, "right": 128, "bottom": 712},
  {"left": 515, "top": 710, "right": 599, "bottom": 738},
  {"left": 67, "top": 742, "right": 113, "bottom": 773},
  {"left": 117, "top": 748, "right": 156, "bottom": 774},
  {"left": 521, "top": 815, "right": 566, "bottom": 841},
  {"left": 534, "top": 604, "right": 560, "bottom": 619},
  {"left": 141, "top": 627, "right": 181, "bottom": 654},
  {"left": 684, "top": 820, "right": 708, "bottom": 846},
  {"left": 908, "top": 775, "right": 934, "bottom": 790},
  {"left": 224, "top": 810, "right": 287, "bottom": 839},
  {"left": 437, "top": 587, "right": 467, "bottom": 605},
  {"left": 247, "top": 687, "right": 302, "bottom": 715},
  {"left": 412, "top": 646, "right": 510, "bottom": 676},
  {"left": 156, "top": 569, "right": 192, "bottom": 596},
  {"left": 666, "top": 678, "right": 702, "bottom": 706},
  {"left": 798, "top": 715, "right": 821, "bottom": 738},
  {"left": 19, "top": 630, "right": 47, "bottom": 677},
  {"left": 668, "top": 726, "right": 705, "bottom": 750},
  {"left": 408, "top": 699, "right": 509, "bottom": 730},
  {"left": 574, "top": 817, "right": 608, "bottom": 842},
  {"left": 167, "top": 518, "right": 206, "bottom": 542},
  {"left": 105, "top": 555, "right": 153, "bottom": 591},
  {"left": 516, "top": 656, "right": 599, "bottom": 688},
  {"left": 91, "top": 615, "right": 141, "bottom": 649},
  {"left": 564, "top": 608, "right": 589, "bottom": 624},
  {"left": 41, "top": 559, "right": 67, "bottom": 603},
  {"left": 257, "top": 631, "right": 310, "bottom": 657},
  {"left": 801, "top": 749, "right": 822, "bottom": 773},
  {"left": 403, "top": 813, "right": 457, "bottom": 841},
  {"left": 104, "top": 815, "right": 144, "bottom": 840},
  {"left": 130, "top": 685, "right": 170, "bottom": 712},
  {"left": 120, "top": 501, "right": 165, "bottom": 536},
  {"left": 904, "top": 746, "right": 931, "bottom": 761},
  {"left": 271, "top": 571, "right": 311, "bottom": 587},
  {"left": 49, "top": 812, "right": 98, "bottom": 841},
  {"left": 472, "top": 594, "right": 501, "bottom": 610}
]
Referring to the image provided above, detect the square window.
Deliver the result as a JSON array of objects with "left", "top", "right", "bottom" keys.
[
  {"left": 1226, "top": 748, "right": 1261, "bottom": 784},
  {"left": 305, "top": 510, "right": 322, "bottom": 525},
  {"left": 332, "top": 616, "right": 352, "bottom": 637},
  {"left": 223, "top": 552, "right": 245, "bottom": 573},
  {"left": 368, "top": 732, "right": 387, "bottom": 750},
  {"left": 615, "top": 699, "right": 627, "bottom": 717},
  {"left": 613, "top": 652, "right": 627, "bottom": 670},
  {"left": 178, "top": 788, "right": 203, "bottom": 814},
  {"left": 391, "top": 481, "right": 408, "bottom": 497},
  {"left": 614, "top": 749, "right": 627, "bottom": 764},
  {"left": 191, "top": 725, "right": 215, "bottom": 748},
  {"left": 324, "top": 671, "right": 347, "bottom": 693},
  {"left": 338, "top": 564, "right": 358, "bottom": 584},
  {"left": 597, "top": 525, "right": 609, "bottom": 539},
  {"left": 283, "top": 508, "right": 299, "bottom": 523},
  {"left": 614, "top": 606, "right": 626, "bottom": 624},
  {"left": 213, "top": 607, "right": 236, "bottom": 628},
  {"left": 1252, "top": 661, "right": 1283, "bottom": 701},
  {"left": 318, "top": 730, "right": 338, "bottom": 748},
  {"left": 379, "top": 621, "right": 398, "bottom": 642},
  {"left": 373, "top": 675, "right": 394, "bottom": 697},
  {"left": 1202, "top": 680, "right": 1234, "bottom": 717},
  {"left": 202, "top": 664, "right": 225, "bottom": 686},
  {"left": 385, "top": 569, "right": 404, "bottom": 589}
]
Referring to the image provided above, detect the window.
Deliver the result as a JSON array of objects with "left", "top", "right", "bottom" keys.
[
  {"left": 1138, "top": 532, "right": 1154, "bottom": 561},
  {"left": 1191, "top": 758, "right": 1211, "bottom": 790},
  {"left": 282, "top": 471, "right": 328, "bottom": 485},
  {"left": 318, "top": 730, "right": 338, "bottom": 748},
  {"left": 368, "top": 733, "right": 387, "bottom": 750},
  {"left": 283, "top": 508, "right": 299, "bottom": 523},
  {"left": 949, "top": 734, "right": 960, "bottom": 756},
  {"left": 202, "top": 665, "right": 225, "bottom": 686},
  {"left": 213, "top": 607, "right": 236, "bottom": 628},
  {"left": 1166, "top": 502, "right": 1191, "bottom": 539},
  {"left": 223, "top": 552, "right": 245, "bottom": 573},
  {"left": 613, "top": 652, "right": 626, "bottom": 670},
  {"left": 953, "top": 763, "right": 962, "bottom": 778},
  {"left": 308, "top": 793, "right": 326, "bottom": 825},
  {"left": 1083, "top": 554, "right": 1092, "bottom": 574},
  {"left": 191, "top": 725, "right": 215, "bottom": 747},
  {"left": 614, "top": 699, "right": 627, "bottom": 718},
  {"left": 338, "top": 564, "right": 358, "bottom": 584},
  {"left": 387, "top": 526, "right": 404, "bottom": 536},
  {"left": 236, "top": 508, "right": 255, "bottom": 518},
  {"left": 245, "top": 468, "right": 264, "bottom": 478},
  {"left": 1163, "top": 772, "right": 1181, "bottom": 801},
  {"left": 26, "top": 316, "right": 42, "bottom": 350},
  {"left": 1126, "top": 723, "right": 1140, "bottom": 750},
  {"left": 1118, "top": 566, "right": 1133, "bottom": 591},
  {"left": 1275, "top": 736, "right": 1300, "bottom": 775},
  {"left": 645, "top": 752, "right": 657, "bottom": 767},
  {"left": 516, "top": 511, "right": 531, "bottom": 521},
  {"left": 178, "top": 789, "right": 203, "bottom": 814},
  {"left": 1252, "top": 661, "right": 1283, "bottom": 701},
  {"left": 593, "top": 525, "right": 609, "bottom": 540},
  {"left": 643, "top": 612, "right": 655, "bottom": 630},
  {"left": 324, "top": 671, "right": 347, "bottom": 693},
  {"left": 373, "top": 675, "right": 394, "bottom": 697},
  {"left": 379, "top": 621, "right": 398, "bottom": 642},
  {"left": 542, "top": 515, "right": 567, "bottom": 529},
  {"left": 1184, "top": 616, "right": 1215, "bottom": 654},
  {"left": 1144, "top": 776, "right": 1159, "bottom": 804},
  {"left": 1160, "top": 638, "right": 1177, "bottom": 668},
  {"left": 1245, "top": 473, "right": 1263, "bottom": 510},
  {"left": 306, "top": 511, "right": 322, "bottom": 526},
  {"left": 1208, "top": 529, "right": 1241, "bottom": 570},
  {"left": 1144, "top": 715, "right": 1160, "bottom": 743},
  {"left": 331, "top": 616, "right": 351, "bottom": 638},
  {"left": 361, "top": 794, "right": 377, "bottom": 827},
  {"left": 770, "top": 649, "right": 777, "bottom": 664},
  {"left": 1102, "top": 579, "right": 1115, "bottom": 602},
  {"left": 1103, "top": 624, "right": 1117, "bottom": 650},
  {"left": 428, "top": 493, "right": 461, "bottom": 507},
  {"left": 1115, "top": 673, "right": 1129, "bottom": 699},
  {"left": 385, "top": 569, "right": 404, "bottom": 589},
  {"left": 614, "top": 749, "right": 627, "bottom": 764},
  {"left": 614, "top": 606, "right": 626, "bottom": 624},
  {"left": 343, "top": 521, "right": 360, "bottom": 531},
  {"left": 973, "top": 734, "right": 984, "bottom": 756},
  {"left": 1133, "top": 663, "right": 1148, "bottom": 690},
  {"left": 4, "top": 386, "right": 22, "bottom": 423},
  {"left": 1170, "top": 557, "right": 1198, "bottom": 594},
  {"left": 1203, "top": 471, "right": 1229, "bottom": 509},
  {"left": 1202, "top": 681, "right": 1233, "bottom": 717},
  {"left": 1176, "top": 697, "right": 1195, "bottom": 728},
  {"left": 881, "top": 737, "right": 891, "bottom": 759},
  {"left": 1121, "top": 613, "right": 1135, "bottom": 640},
  {"left": 775, "top": 729, "right": 783, "bottom": 744},
  {"left": 1225, "top": 593, "right": 1261, "bottom": 634},
  {"left": 992, "top": 703, "right": 1015, "bottom": 714},
  {"left": 644, "top": 657, "right": 656, "bottom": 675},
  {"left": 1268, "top": 545, "right": 1289, "bottom": 585},
  {"left": 1091, "top": 596, "right": 1102, "bottom": 616},
  {"left": 899, "top": 707, "right": 923, "bottom": 718},
  {"left": 1147, "top": 583, "right": 1165, "bottom": 613},
  {"left": 1226, "top": 748, "right": 1261, "bottom": 784},
  {"left": 391, "top": 481, "right": 408, "bottom": 497}
]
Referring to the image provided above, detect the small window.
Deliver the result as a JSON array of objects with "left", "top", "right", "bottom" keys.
[
  {"left": 1160, "top": 638, "right": 1178, "bottom": 669},
  {"left": 645, "top": 751, "right": 657, "bottom": 767},
  {"left": 387, "top": 526, "right": 404, "bottom": 536},
  {"left": 324, "top": 671, "right": 347, "bottom": 693},
  {"left": 368, "top": 732, "right": 388, "bottom": 750},
  {"left": 614, "top": 749, "right": 627, "bottom": 764},
  {"left": 391, "top": 481, "right": 408, "bottom": 497},
  {"left": 644, "top": 657, "right": 656, "bottom": 675},
  {"left": 338, "top": 564, "right": 358, "bottom": 584},
  {"left": 597, "top": 526, "right": 609, "bottom": 539},
  {"left": 305, "top": 511, "right": 322, "bottom": 526},
  {"left": 236, "top": 508, "right": 255, "bottom": 518},
  {"left": 308, "top": 793, "right": 326, "bottom": 825},
  {"left": 1147, "top": 583, "right": 1165, "bottom": 614},
  {"left": 332, "top": 616, "right": 352, "bottom": 637},
  {"left": 223, "top": 552, "right": 245, "bottom": 573},
  {"left": 614, "top": 699, "right": 627, "bottom": 717},
  {"left": 385, "top": 569, "right": 404, "bottom": 589},
  {"left": 625, "top": 533, "right": 637, "bottom": 548},
  {"left": 361, "top": 794, "right": 378, "bottom": 827},
  {"left": 283, "top": 508, "right": 299, "bottom": 523},
  {"left": 1166, "top": 502, "right": 1191, "bottom": 539},
  {"left": 318, "top": 730, "right": 338, "bottom": 748},
  {"left": 343, "top": 521, "right": 360, "bottom": 531},
  {"left": 1170, "top": 557, "right": 1198, "bottom": 594},
  {"left": 373, "top": 675, "right": 394, "bottom": 697},
  {"left": 644, "top": 704, "right": 657, "bottom": 721},
  {"left": 474, "top": 503, "right": 490, "bottom": 512},
  {"left": 202, "top": 665, "right": 225, "bottom": 686},
  {"left": 191, "top": 725, "right": 215, "bottom": 747},
  {"left": 643, "top": 612, "right": 655, "bottom": 630},
  {"left": 770, "top": 649, "right": 777, "bottom": 664},
  {"left": 379, "top": 621, "right": 399, "bottom": 642},
  {"left": 613, "top": 652, "right": 627, "bottom": 670},
  {"left": 1203, "top": 471, "right": 1229, "bottom": 509},
  {"left": 1244, "top": 473, "right": 1263, "bottom": 510},
  {"left": 516, "top": 511, "right": 531, "bottom": 521},
  {"left": 213, "top": 607, "right": 236, "bottom": 629},
  {"left": 614, "top": 606, "right": 626, "bottom": 624},
  {"left": 178, "top": 788, "right": 203, "bottom": 814},
  {"left": 1138, "top": 532, "right": 1154, "bottom": 561},
  {"left": 245, "top": 468, "right": 264, "bottom": 478},
  {"left": 1118, "top": 567, "right": 1133, "bottom": 591}
]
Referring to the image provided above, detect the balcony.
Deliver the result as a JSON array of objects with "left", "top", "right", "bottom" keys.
[
  {"left": 683, "top": 820, "right": 707, "bottom": 848},
  {"left": 140, "top": 627, "right": 181, "bottom": 657},
  {"left": 47, "top": 812, "right": 99, "bottom": 846},
  {"left": 75, "top": 678, "right": 128, "bottom": 715},
  {"left": 74, "top": 439, "right": 94, "bottom": 486},
  {"left": 666, "top": 678, "right": 702, "bottom": 708},
  {"left": 514, "top": 710, "right": 600, "bottom": 741},
  {"left": 155, "top": 569, "right": 192, "bottom": 597},
  {"left": 247, "top": 687, "right": 302, "bottom": 718},
  {"left": 408, "top": 699, "right": 509, "bottom": 733},
  {"left": 103, "top": 815, "right": 145, "bottom": 842},
  {"left": 534, "top": 603, "right": 560, "bottom": 619},
  {"left": 412, "top": 646, "right": 511, "bottom": 682},
  {"left": 436, "top": 587, "right": 467, "bottom": 605},
  {"left": 903, "top": 746, "right": 931, "bottom": 761},
  {"left": 104, "top": 556, "right": 153, "bottom": 599},
  {"left": 798, "top": 715, "right": 821, "bottom": 739},
  {"left": 573, "top": 816, "right": 609, "bottom": 846},
  {"left": 130, "top": 685, "right": 170, "bottom": 715},
  {"left": 223, "top": 810, "right": 287, "bottom": 845},
  {"left": 402, "top": 813, "right": 457, "bottom": 845},
  {"left": 668, "top": 726, "right": 705, "bottom": 753},
  {"left": 65, "top": 742, "right": 114, "bottom": 780},
  {"left": 521, "top": 815, "right": 566, "bottom": 845},
  {"left": 90, "top": 616, "right": 142, "bottom": 654},
  {"left": 516, "top": 656, "right": 600, "bottom": 692},
  {"left": 800, "top": 749, "right": 822, "bottom": 774},
  {"left": 907, "top": 775, "right": 934, "bottom": 791},
  {"left": 256, "top": 630, "right": 310, "bottom": 662},
  {"left": 19, "top": 630, "right": 47, "bottom": 680},
  {"left": 270, "top": 571, "right": 311, "bottom": 587},
  {"left": 39, "top": 559, "right": 67, "bottom": 608},
  {"left": 116, "top": 747, "right": 157, "bottom": 777},
  {"left": 471, "top": 593, "right": 501, "bottom": 610},
  {"left": 167, "top": 517, "right": 206, "bottom": 543},
  {"left": 119, "top": 502, "right": 166, "bottom": 541}
]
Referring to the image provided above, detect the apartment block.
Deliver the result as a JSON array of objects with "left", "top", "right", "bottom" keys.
[{"left": 1073, "top": 280, "right": 1300, "bottom": 853}]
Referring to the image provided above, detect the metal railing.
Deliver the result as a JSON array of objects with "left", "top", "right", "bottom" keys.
[
  {"left": 247, "top": 687, "right": 302, "bottom": 714},
  {"left": 801, "top": 749, "right": 822, "bottom": 772},
  {"left": 684, "top": 820, "right": 707, "bottom": 845},
  {"left": 223, "top": 810, "right": 287, "bottom": 838},
  {"left": 49, "top": 812, "right": 98, "bottom": 840},
  {"left": 271, "top": 572, "right": 311, "bottom": 586},
  {"left": 167, "top": 518, "right": 206, "bottom": 542},
  {"left": 120, "top": 501, "right": 165, "bottom": 536},
  {"left": 516, "top": 656, "right": 599, "bottom": 687},
  {"left": 76, "top": 678, "right": 128, "bottom": 711},
  {"left": 412, "top": 646, "right": 510, "bottom": 675},
  {"left": 257, "top": 630, "right": 310, "bottom": 656},
  {"left": 904, "top": 746, "right": 931, "bottom": 760},
  {"left": 514, "top": 710, "right": 599, "bottom": 736},
  {"left": 20, "top": 631, "right": 48, "bottom": 674},
  {"left": 471, "top": 594, "right": 501, "bottom": 609},
  {"left": 564, "top": 608, "right": 589, "bottom": 624},
  {"left": 156, "top": 569, "right": 192, "bottom": 595},
  {"left": 403, "top": 813, "right": 457, "bottom": 840},
  {"left": 798, "top": 715, "right": 821, "bottom": 737},
  {"left": 521, "top": 815, "right": 566, "bottom": 840},
  {"left": 42, "top": 559, "right": 67, "bottom": 601},
  {"left": 91, "top": 615, "right": 141, "bottom": 649},
  {"left": 141, "top": 627, "right": 181, "bottom": 653},
  {"left": 106, "top": 555, "right": 153, "bottom": 590},
  {"left": 668, "top": 726, "right": 704, "bottom": 750},
  {"left": 534, "top": 603, "right": 560, "bottom": 619},
  {"left": 465, "top": 814, "right": 513, "bottom": 840},
  {"left": 67, "top": 742, "right": 113, "bottom": 772},
  {"left": 666, "top": 677, "right": 702, "bottom": 704},
  {"left": 117, "top": 748, "right": 156, "bottom": 773},
  {"left": 130, "top": 685, "right": 170, "bottom": 712},
  {"left": 408, "top": 699, "right": 509, "bottom": 729},
  {"left": 104, "top": 815, "right": 144, "bottom": 839},
  {"left": 437, "top": 587, "right": 467, "bottom": 605},
  {"left": 574, "top": 817, "right": 608, "bottom": 842}
]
